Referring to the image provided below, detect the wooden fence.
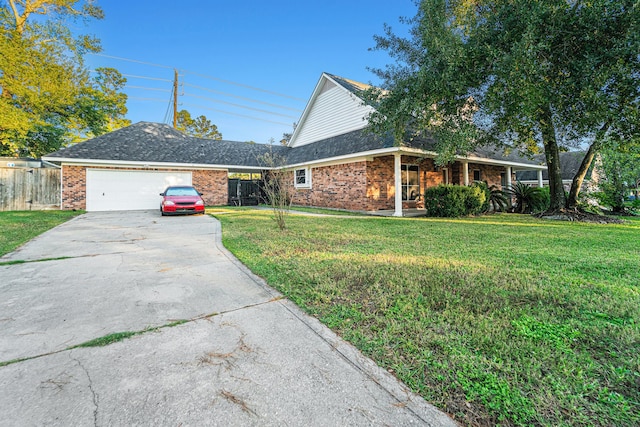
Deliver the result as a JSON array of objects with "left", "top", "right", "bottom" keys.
[{"left": 0, "top": 168, "right": 61, "bottom": 211}]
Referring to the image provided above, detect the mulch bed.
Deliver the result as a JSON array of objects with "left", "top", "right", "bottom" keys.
[{"left": 535, "top": 209, "right": 627, "bottom": 224}]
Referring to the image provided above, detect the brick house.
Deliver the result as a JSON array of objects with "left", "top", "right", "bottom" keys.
[{"left": 43, "top": 72, "right": 545, "bottom": 215}]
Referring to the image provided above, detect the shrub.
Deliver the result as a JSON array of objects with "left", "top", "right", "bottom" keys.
[
  {"left": 423, "top": 184, "right": 487, "bottom": 217},
  {"left": 507, "top": 182, "right": 549, "bottom": 214},
  {"left": 486, "top": 184, "right": 510, "bottom": 212}
]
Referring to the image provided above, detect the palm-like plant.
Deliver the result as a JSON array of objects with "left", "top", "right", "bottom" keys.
[
  {"left": 506, "top": 182, "right": 549, "bottom": 214},
  {"left": 487, "top": 184, "right": 509, "bottom": 212}
]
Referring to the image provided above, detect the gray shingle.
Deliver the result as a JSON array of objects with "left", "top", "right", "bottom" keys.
[{"left": 46, "top": 121, "right": 542, "bottom": 169}]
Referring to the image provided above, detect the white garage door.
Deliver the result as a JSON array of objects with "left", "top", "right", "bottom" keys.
[{"left": 86, "top": 169, "right": 192, "bottom": 211}]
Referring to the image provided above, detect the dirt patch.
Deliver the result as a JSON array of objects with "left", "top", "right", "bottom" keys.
[{"left": 535, "top": 210, "right": 625, "bottom": 224}]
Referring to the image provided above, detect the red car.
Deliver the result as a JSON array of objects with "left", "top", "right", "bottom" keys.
[{"left": 160, "top": 186, "right": 206, "bottom": 215}]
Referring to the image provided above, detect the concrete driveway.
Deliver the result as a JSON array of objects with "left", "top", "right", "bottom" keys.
[{"left": 0, "top": 211, "right": 456, "bottom": 426}]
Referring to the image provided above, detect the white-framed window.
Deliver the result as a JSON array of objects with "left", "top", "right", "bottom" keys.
[
  {"left": 402, "top": 164, "right": 420, "bottom": 201},
  {"left": 294, "top": 167, "right": 311, "bottom": 188}
]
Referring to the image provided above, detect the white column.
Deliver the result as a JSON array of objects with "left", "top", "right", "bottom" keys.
[
  {"left": 463, "top": 161, "right": 469, "bottom": 186},
  {"left": 506, "top": 166, "right": 513, "bottom": 189},
  {"left": 393, "top": 153, "right": 403, "bottom": 217},
  {"left": 537, "top": 170, "right": 544, "bottom": 187}
]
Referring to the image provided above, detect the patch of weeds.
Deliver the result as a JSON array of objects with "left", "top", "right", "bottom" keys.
[
  {"left": 69, "top": 318, "right": 194, "bottom": 349},
  {"left": 512, "top": 315, "right": 581, "bottom": 351},
  {"left": 0, "top": 256, "right": 72, "bottom": 267},
  {"left": 0, "top": 357, "right": 30, "bottom": 367},
  {"left": 69, "top": 331, "right": 140, "bottom": 348}
]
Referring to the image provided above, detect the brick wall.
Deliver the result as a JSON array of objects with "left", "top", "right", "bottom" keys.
[
  {"left": 290, "top": 161, "right": 369, "bottom": 210},
  {"left": 61, "top": 165, "right": 227, "bottom": 210},
  {"left": 284, "top": 155, "right": 518, "bottom": 212},
  {"left": 192, "top": 170, "right": 228, "bottom": 206},
  {"left": 61, "top": 165, "right": 86, "bottom": 210}
]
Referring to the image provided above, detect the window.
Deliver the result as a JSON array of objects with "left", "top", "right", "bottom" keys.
[
  {"left": 402, "top": 164, "right": 420, "bottom": 201},
  {"left": 473, "top": 170, "right": 481, "bottom": 182},
  {"left": 294, "top": 167, "right": 311, "bottom": 188}
]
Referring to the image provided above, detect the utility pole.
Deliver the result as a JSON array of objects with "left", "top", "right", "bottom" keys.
[{"left": 173, "top": 69, "right": 178, "bottom": 128}]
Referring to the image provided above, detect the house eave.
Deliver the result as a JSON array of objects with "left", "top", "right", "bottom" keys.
[
  {"left": 40, "top": 157, "right": 262, "bottom": 171},
  {"left": 284, "top": 146, "right": 546, "bottom": 171}
]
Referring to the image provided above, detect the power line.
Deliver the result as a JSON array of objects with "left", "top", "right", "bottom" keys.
[
  {"left": 122, "top": 74, "right": 172, "bottom": 82},
  {"left": 182, "top": 92, "right": 299, "bottom": 120},
  {"left": 181, "top": 70, "right": 306, "bottom": 102},
  {"left": 88, "top": 52, "right": 306, "bottom": 102},
  {"left": 129, "top": 97, "right": 170, "bottom": 102},
  {"left": 182, "top": 81, "right": 303, "bottom": 112},
  {"left": 126, "top": 85, "right": 171, "bottom": 92},
  {"left": 182, "top": 103, "right": 293, "bottom": 127},
  {"left": 90, "top": 53, "right": 174, "bottom": 69},
  {"left": 163, "top": 84, "right": 175, "bottom": 125}
]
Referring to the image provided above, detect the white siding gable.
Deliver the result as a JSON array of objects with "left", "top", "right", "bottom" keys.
[{"left": 289, "top": 75, "right": 374, "bottom": 148}]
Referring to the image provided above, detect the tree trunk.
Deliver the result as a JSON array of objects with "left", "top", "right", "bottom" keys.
[
  {"left": 566, "top": 143, "right": 597, "bottom": 210},
  {"left": 539, "top": 107, "right": 565, "bottom": 211},
  {"left": 566, "top": 122, "right": 609, "bottom": 210}
]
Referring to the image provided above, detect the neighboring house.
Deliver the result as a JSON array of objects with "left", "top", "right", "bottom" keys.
[
  {"left": 515, "top": 151, "right": 600, "bottom": 191},
  {"left": 43, "top": 72, "right": 546, "bottom": 215}
]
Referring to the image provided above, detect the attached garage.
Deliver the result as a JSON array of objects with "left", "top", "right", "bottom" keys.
[{"left": 86, "top": 169, "right": 192, "bottom": 212}]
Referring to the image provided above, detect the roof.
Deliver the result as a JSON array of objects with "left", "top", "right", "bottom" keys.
[
  {"left": 43, "top": 72, "right": 544, "bottom": 171},
  {"left": 44, "top": 122, "right": 288, "bottom": 168},
  {"left": 516, "top": 151, "right": 587, "bottom": 180},
  {"left": 324, "top": 72, "right": 372, "bottom": 95},
  {"left": 44, "top": 121, "right": 543, "bottom": 170}
]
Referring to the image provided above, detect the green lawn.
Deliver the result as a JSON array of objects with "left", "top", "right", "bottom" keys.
[
  {"left": 0, "top": 210, "right": 82, "bottom": 257},
  {"left": 217, "top": 211, "right": 640, "bottom": 427}
]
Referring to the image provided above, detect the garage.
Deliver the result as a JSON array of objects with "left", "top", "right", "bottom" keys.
[{"left": 86, "top": 169, "right": 192, "bottom": 211}]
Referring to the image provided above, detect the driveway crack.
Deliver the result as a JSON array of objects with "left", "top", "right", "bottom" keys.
[{"left": 70, "top": 354, "right": 99, "bottom": 426}]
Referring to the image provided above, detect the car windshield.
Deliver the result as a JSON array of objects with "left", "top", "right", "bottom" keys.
[{"left": 165, "top": 187, "right": 199, "bottom": 196}]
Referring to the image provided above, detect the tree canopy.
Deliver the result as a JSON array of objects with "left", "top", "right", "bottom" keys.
[
  {"left": 367, "top": 0, "right": 639, "bottom": 211},
  {"left": 175, "top": 110, "right": 222, "bottom": 139},
  {"left": 0, "top": 0, "right": 129, "bottom": 158}
]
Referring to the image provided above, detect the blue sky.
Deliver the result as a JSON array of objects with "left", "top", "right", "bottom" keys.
[{"left": 83, "top": 1, "right": 416, "bottom": 144}]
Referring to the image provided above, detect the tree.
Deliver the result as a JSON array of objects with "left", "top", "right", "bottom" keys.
[
  {"left": 0, "top": 0, "right": 129, "bottom": 158},
  {"left": 175, "top": 110, "right": 222, "bottom": 139},
  {"left": 367, "top": 0, "right": 639, "bottom": 212},
  {"left": 257, "top": 145, "right": 292, "bottom": 230},
  {"left": 595, "top": 143, "right": 640, "bottom": 213},
  {"left": 280, "top": 122, "right": 297, "bottom": 146}
]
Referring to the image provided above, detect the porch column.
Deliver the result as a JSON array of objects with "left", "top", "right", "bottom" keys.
[
  {"left": 537, "top": 170, "right": 544, "bottom": 188},
  {"left": 462, "top": 161, "right": 469, "bottom": 185},
  {"left": 506, "top": 166, "right": 513, "bottom": 189},
  {"left": 393, "top": 153, "right": 403, "bottom": 217}
]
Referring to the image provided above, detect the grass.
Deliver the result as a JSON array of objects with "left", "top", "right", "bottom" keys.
[
  {"left": 216, "top": 210, "right": 640, "bottom": 427},
  {"left": 0, "top": 210, "right": 82, "bottom": 257}
]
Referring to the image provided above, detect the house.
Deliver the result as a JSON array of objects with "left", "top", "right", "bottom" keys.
[
  {"left": 43, "top": 72, "right": 546, "bottom": 215},
  {"left": 515, "top": 151, "right": 600, "bottom": 191}
]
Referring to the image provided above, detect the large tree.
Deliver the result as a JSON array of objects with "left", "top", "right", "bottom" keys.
[
  {"left": 0, "top": 0, "right": 129, "bottom": 157},
  {"left": 175, "top": 109, "right": 222, "bottom": 139},
  {"left": 367, "top": 0, "right": 639, "bottom": 212}
]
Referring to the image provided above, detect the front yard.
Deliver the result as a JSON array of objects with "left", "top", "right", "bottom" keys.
[{"left": 217, "top": 210, "right": 640, "bottom": 426}]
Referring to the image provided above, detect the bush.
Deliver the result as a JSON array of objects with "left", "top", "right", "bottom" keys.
[
  {"left": 507, "top": 182, "right": 549, "bottom": 214},
  {"left": 423, "top": 184, "right": 487, "bottom": 217}
]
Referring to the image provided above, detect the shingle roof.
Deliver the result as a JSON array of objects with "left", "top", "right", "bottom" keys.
[
  {"left": 516, "top": 151, "right": 587, "bottom": 180},
  {"left": 45, "top": 122, "right": 288, "bottom": 167},
  {"left": 45, "top": 121, "right": 542, "bottom": 169},
  {"left": 324, "top": 73, "right": 372, "bottom": 95}
]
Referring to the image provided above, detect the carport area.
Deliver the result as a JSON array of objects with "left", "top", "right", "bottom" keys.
[{"left": 0, "top": 211, "right": 455, "bottom": 426}]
